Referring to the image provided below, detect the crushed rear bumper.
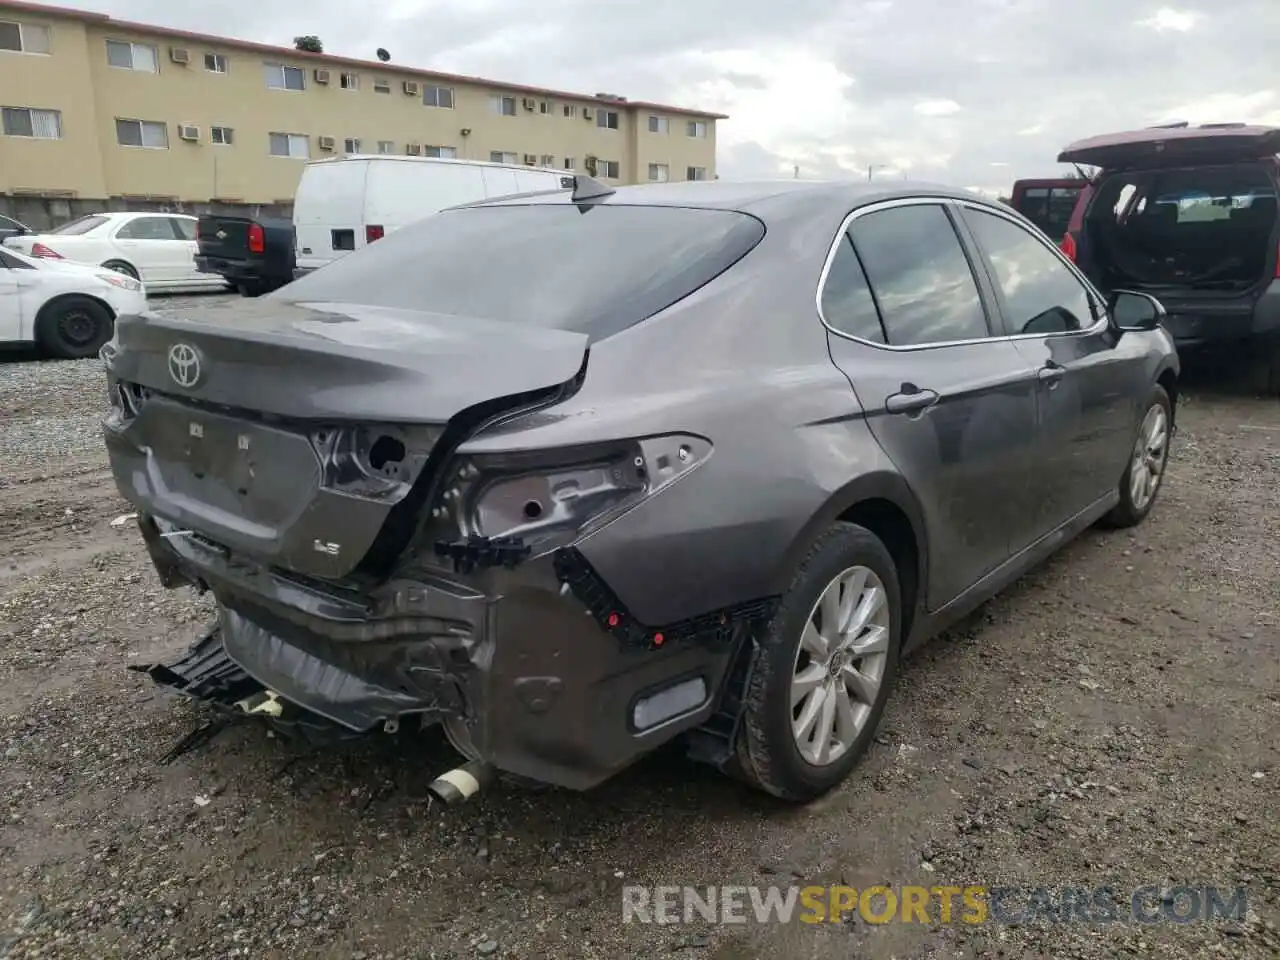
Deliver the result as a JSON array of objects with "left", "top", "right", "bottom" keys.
[{"left": 132, "top": 513, "right": 764, "bottom": 790}]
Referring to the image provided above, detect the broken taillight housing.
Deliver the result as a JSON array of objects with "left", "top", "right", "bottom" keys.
[{"left": 421, "top": 434, "right": 713, "bottom": 567}]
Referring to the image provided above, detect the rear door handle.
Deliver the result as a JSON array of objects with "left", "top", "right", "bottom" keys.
[
  {"left": 885, "top": 385, "right": 940, "bottom": 415},
  {"left": 1038, "top": 363, "right": 1066, "bottom": 387}
]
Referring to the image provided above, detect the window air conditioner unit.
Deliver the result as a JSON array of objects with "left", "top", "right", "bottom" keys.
[
  {"left": 169, "top": 47, "right": 189, "bottom": 65},
  {"left": 406, "top": 143, "right": 422, "bottom": 155},
  {"left": 318, "top": 136, "right": 336, "bottom": 151},
  {"left": 523, "top": 153, "right": 536, "bottom": 165},
  {"left": 314, "top": 69, "right": 331, "bottom": 84},
  {"left": 177, "top": 124, "right": 200, "bottom": 142},
  {"left": 582, "top": 108, "right": 594, "bottom": 120},
  {"left": 403, "top": 80, "right": 419, "bottom": 96},
  {"left": 521, "top": 97, "right": 536, "bottom": 111}
]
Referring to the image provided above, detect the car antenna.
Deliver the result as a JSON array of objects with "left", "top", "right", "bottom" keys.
[{"left": 568, "top": 173, "right": 615, "bottom": 203}]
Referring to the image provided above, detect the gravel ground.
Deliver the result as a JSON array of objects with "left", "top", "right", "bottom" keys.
[{"left": 1, "top": 295, "right": 1277, "bottom": 959}]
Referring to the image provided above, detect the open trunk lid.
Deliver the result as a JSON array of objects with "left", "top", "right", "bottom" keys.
[
  {"left": 102, "top": 300, "right": 588, "bottom": 579},
  {"left": 1058, "top": 124, "right": 1280, "bottom": 170}
]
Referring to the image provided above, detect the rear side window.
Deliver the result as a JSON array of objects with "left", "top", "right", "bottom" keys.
[
  {"left": 820, "top": 233, "right": 885, "bottom": 343},
  {"left": 848, "top": 204, "right": 990, "bottom": 346},
  {"left": 276, "top": 203, "right": 766, "bottom": 342}
]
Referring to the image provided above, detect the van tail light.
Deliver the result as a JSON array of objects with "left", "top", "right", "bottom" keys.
[
  {"left": 365, "top": 224, "right": 385, "bottom": 243},
  {"left": 30, "top": 242, "right": 63, "bottom": 259},
  {"left": 247, "top": 223, "right": 265, "bottom": 254},
  {"left": 1059, "top": 232, "right": 1078, "bottom": 263}
]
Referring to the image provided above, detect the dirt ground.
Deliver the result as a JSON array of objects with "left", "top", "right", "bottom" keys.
[{"left": 1, "top": 301, "right": 1277, "bottom": 959}]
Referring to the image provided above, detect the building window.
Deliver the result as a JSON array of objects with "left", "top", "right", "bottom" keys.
[
  {"left": 377, "top": 140, "right": 394, "bottom": 154},
  {"left": 648, "top": 115, "right": 668, "bottom": 134},
  {"left": 562, "top": 104, "right": 575, "bottom": 118},
  {"left": 596, "top": 110, "right": 619, "bottom": 130},
  {"left": 424, "top": 145, "right": 457, "bottom": 159},
  {"left": 373, "top": 79, "right": 391, "bottom": 94},
  {"left": 687, "top": 120, "right": 708, "bottom": 138},
  {"left": 489, "top": 151, "right": 517, "bottom": 164},
  {"left": 597, "top": 159, "right": 620, "bottom": 179},
  {"left": 338, "top": 71, "right": 358, "bottom": 90},
  {"left": 539, "top": 154, "right": 556, "bottom": 167},
  {"left": 106, "top": 39, "right": 158, "bottom": 72},
  {"left": 268, "top": 132, "right": 310, "bottom": 158},
  {"left": 492, "top": 96, "right": 516, "bottom": 116},
  {"left": 344, "top": 137, "right": 361, "bottom": 153},
  {"left": 422, "top": 85, "right": 453, "bottom": 108},
  {"left": 686, "top": 166, "right": 708, "bottom": 181},
  {"left": 210, "top": 125, "right": 233, "bottom": 145},
  {"left": 115, "top": 118, "right": 168, "bottom": 149},
  {"left": 263, "top": 62, "right": 305, "bottom": 91},
  {"left": 539, "top": 100, "right": 551, "bottom": 115},
  {"left": 1, "top": 106, "right": 61, "bottom": 139},
  {"left": 204, "top": 52, "right": 227, "bottom": 73},
  {"left": 0, "top": 20, "right": 52, "bottom": 54},
  {"left": 563, "top": 157, "right": 575, "bottom": 170},
  {"left": 648, "top": 163, "right": 669, "bottom": 182}
]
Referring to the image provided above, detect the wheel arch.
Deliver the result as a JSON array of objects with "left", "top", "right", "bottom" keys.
[
  {"left": 33, "top": 292, "right": 117, "bottom": 345},
  {"left": 100, "top": 258, "right": 139, "bottom": 277},
  {"left": 771, "top": 471, "right": 928, "bottom": 648},
  {"left": 1155, "top": 361, "right": 1178, "bottom": 430}
]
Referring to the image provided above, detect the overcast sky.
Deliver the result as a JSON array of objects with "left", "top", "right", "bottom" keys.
[{"left": 44, "top": 0, "right": 1280, "bottom": 194}]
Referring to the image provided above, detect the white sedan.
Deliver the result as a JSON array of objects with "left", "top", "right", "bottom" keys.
[
  {"left": 2, "top": 212, "right": 227, "bottom": 292},
  {"left": 0, "top": 244, "right": 148, "bottom": 358}
]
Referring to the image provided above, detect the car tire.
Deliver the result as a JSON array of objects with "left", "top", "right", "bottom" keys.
[
  {"left": 236, "top": 281, "right": 264, "bottom": 298},
  {"left": 35, "top": 295, "right": 115, "bottom": 360},
  {"left": 1100, "top": 384, "right": 1172, "bottom": 529},
  {"left": 734, "top": 522, "right": 902, "bottom": 802},
  {"left": 101, "top": 260, "right": 139, "bottom": 280}
]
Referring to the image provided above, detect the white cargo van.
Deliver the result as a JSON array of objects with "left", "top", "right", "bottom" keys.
[{"left": 292, "top": 155, "right": 573, "bottom": 275}]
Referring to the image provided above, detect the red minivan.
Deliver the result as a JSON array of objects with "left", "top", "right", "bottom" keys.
[
  {"left": 1007, "top": 178, "right": 1089, "bottom": 240},
  {"left": 1052, "top": 122, "right": 1280, "bottom": 391}
]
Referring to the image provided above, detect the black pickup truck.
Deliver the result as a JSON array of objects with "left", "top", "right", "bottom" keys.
[{"left": 194, "top": 214, "right": 296, "bottom": 297}]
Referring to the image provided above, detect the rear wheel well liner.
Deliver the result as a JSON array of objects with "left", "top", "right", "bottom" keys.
[{"left": 1156, "top": 364, "right": 1178, "bottom": 429}]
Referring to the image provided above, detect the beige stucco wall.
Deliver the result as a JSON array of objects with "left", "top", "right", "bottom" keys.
[{"left": 0, "top": 3, "right": 720, "bottom": 203}]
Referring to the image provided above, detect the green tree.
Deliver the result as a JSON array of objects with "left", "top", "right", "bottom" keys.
[{"left": 294, "top": 35, "right": 323, "bottom": 53}]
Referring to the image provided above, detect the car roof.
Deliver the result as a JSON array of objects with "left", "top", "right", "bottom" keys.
[{"left": 470, "top": 178, "right": 995, "bottom": 216}]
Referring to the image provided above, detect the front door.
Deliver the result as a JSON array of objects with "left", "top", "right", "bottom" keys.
[
  {"left": 821, "top": 200, "right": 1042, "bottom": 610},
  {"left": 955, "top": 201, "right": 1146, "bottom": 537},
  {"left": 0, "top": 254, "right": 22, "bottom": 341}
]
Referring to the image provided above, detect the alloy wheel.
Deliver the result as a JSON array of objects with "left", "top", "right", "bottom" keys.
[
  {"left": 1130, "top": 403, "right": 1168, "bottom": 511},
  {"left": 790, "top": 565, "right": 891, "bottom": 766}
]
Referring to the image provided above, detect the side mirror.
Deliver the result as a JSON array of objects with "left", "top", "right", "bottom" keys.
[{"left": 1109, "top": 289, "right": 1165, "bottom": 332}]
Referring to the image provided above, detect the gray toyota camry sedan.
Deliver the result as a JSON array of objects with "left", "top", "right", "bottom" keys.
[{"left": 102, "top": 176, "right": 1178, "bottom": 803}]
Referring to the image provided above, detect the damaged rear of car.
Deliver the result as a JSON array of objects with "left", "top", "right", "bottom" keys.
[
  {"left": 102, "top": 181, "right": 774, "bottom": 795},
  {"left": 1057, "top": 123, "right": 1280, "bottom": 388}
]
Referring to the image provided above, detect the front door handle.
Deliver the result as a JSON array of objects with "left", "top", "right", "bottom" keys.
[
  {"left": 1038, "top": 363, "right": 1066, "bottom": 387},
  {"left": 885, "top": 385, "right": 940, "bottom": 415}
]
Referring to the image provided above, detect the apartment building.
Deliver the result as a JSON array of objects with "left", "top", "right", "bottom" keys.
[{"left": 0, "top": 0, "right": 725, "bottom": 204}]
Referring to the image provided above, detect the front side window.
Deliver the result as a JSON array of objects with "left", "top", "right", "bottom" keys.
[
  {"left": 169, "top": 217, "right": 197, "bottom": 241},
  {"left": 848, "top": 204, "right": 989, "bottom": 346},
  {"left": 115, "top": 118, "right": 168, "bottom": 149},
  {"left": 276, "top": 204, "right": 766, "bottom": 343},
  {"left": 264, "top": 62, "right": 305, "bottom": 91},
  {"left": 106, "top": 39, "right": 157, "bottom": 72},
  {"left": 962, "top": 207, "right": 1095, "bottom": 335},
  {"left": 1, "top": 106, "right": 61, "bottom": 139}
]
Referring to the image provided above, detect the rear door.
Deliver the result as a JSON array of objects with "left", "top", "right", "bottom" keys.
[
  {"left": 822, "top": 199, "right": 1043, "bottom": 610},
  {"left": 956, "top": 200, "right": 1144, "bottom": 533},
  {"left": 167, "top": 217, "right": 200, "bottom": 281},
  {"left": 293, "top": 159, "right": 369, "bottom": 268},
  {"left": 0, "top": 251, "right": 22, "bottom": 341},
  {"left": 111, "top": 215, "right": 187, "bottom": 283}
]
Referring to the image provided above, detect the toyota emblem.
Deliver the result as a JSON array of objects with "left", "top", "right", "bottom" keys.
[{"left": 167, "top": 343, "right": 202, "bottom": 388}]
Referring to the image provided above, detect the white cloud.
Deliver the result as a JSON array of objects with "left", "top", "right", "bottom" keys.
[
  {"left": 913, "top": 99, "right": 962, "bottom": 118},
  {"left": 1137, "top": 7, "right": 1206, "bottom": 31}
]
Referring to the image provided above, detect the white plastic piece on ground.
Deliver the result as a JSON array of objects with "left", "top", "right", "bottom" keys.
[{"left": 110, "top": 513, "right": 138, "bottom": 527}]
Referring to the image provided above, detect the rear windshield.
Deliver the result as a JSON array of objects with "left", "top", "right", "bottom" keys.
[
  {"left": 1013, "top": 184, "right": 1083, "bottom": 238},
  {"left": 50, "top": 214, "right": 108, "bottom": 236},
  {"left": 274, "top": 203, "right": 766, "bottom": 341}
]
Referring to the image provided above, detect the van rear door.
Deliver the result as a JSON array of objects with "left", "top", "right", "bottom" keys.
[{"left": 293, "top": 158, "right": 369, "bottom": 271}]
